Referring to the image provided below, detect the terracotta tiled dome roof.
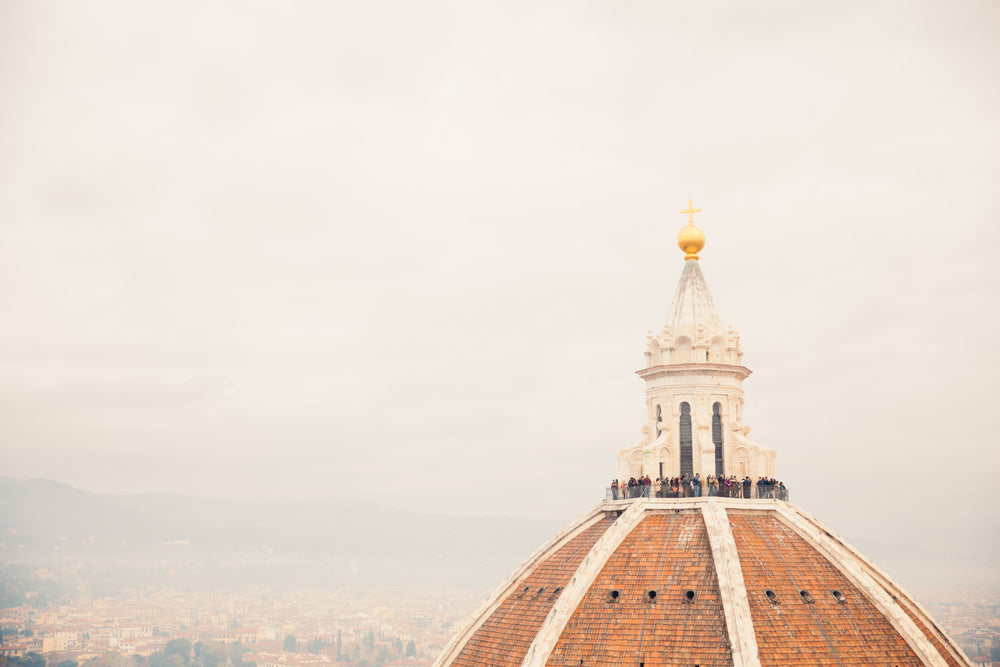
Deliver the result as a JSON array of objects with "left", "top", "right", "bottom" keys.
[{"left": 435, "top": 498, "right": 970, "bottom": 667}]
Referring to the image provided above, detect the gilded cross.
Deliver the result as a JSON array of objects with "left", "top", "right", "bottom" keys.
[{"left": 679, "top": 200, "right": 702, "bottom": 225}]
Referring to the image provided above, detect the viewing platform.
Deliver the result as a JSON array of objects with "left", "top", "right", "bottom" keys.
[{"left": 606, "top": 482, "right": 789, "bottom": 502}]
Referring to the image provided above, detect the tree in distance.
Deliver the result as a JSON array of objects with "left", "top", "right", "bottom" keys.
[
  {"left": 135, "top": 639, "right": 255, "bottom": 667},
  {"left": 3, "top": 654, "right": 46, "bottom": 667},
  {"left": 193, "top": 642, "right": 227, "bottom": 667},
  {"left": 164, "top": 640, "right": 192, "bottom": 660}
]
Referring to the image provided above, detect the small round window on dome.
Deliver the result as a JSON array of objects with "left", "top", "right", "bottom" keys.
[
  {"left": 764, "top": 589, "right": 779, "bottom": 604},
  {"left": 799, "top": 590, "right": 815, "bottom": 604},
  {"left": 683, "top": 590, "right": 696, "bottom": 603},
  {"left": 607, "top": 589, "right": 621, "bottom": 603},
  {"left": 644, "top": 590, "right": 657, "bottom": 603},
  {"left": 832, "top": 590, "right": 847, "bottom": 603}
]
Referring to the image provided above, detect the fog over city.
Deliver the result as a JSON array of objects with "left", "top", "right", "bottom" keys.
[{"left": 1, "top": 0, "right": 998, "bottom": 614}]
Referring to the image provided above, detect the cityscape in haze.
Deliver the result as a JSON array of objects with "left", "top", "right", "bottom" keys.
[
  {"left": 2, "top": 1, "right": 999, "bottom": 666},
  {"left": 3, "top": 588, "right": 1000, "bottom": 666},
  {"left": 2, "top": 476, "right": 1000, "bottom": 664},
  {"left": 5, "top": 463, "right": 998, "bottom": 664},
  {"left": 0, "top": 586, "right": 482, "bottom": 667}
]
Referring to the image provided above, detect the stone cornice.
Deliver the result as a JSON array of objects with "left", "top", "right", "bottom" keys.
[{"left": 636, "top": 362, "right": 752, "bottom": 382}]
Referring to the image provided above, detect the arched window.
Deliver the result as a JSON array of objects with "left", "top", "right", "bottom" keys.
[
  {"left": 655, "top": 405, "right": 663, "bottom": 438},
  {"left": 679, "top": 402, "right": 693, "bottom": 476},
  {"left": 712, "top": 402, "right": 724, "bottom": 476},
  {"left": 629, "top": 450, "right": 644, "bottom": 479}
]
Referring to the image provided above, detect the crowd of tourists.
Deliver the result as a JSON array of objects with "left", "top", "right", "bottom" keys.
[{"left": 610, "top": 474, "right": 788, "bottom": 500}]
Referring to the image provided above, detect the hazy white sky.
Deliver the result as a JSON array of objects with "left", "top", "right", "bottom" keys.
[{"left": 1, "top": 0, "right": 998, "bottom": 551}]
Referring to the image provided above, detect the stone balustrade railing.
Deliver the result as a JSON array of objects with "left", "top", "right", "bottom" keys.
[{"left": 607, "top": 482, "right": 788, "bottom": 502}]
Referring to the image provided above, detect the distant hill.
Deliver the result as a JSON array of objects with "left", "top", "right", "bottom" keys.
[
  {"left": 0, "top": 477, "right": 564, "bottom": 597},
  {"left": 0, "top": 477, "right": 995, "bottom": 606}
]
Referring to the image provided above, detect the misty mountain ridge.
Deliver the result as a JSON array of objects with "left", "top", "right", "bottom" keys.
[
  {"left": 0, "top": 477, "right": 995, "bottom": 603},
  {"left": 0, "top": 477, "right": 562, "bottom": 592}
]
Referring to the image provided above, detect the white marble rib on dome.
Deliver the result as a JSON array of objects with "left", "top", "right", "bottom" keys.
[{"left": 434, "top": 498, "right": 971, "bottom": 667}]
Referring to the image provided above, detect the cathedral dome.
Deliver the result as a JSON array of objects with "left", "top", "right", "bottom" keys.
[
  {"left": 435, "top": 498, "right": 968, "bottom": 666},
  {"left": 435, "top": 204, "right": 970, "bottom": 667}
]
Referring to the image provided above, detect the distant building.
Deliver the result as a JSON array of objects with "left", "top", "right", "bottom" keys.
[
  {"left": 41, "top": 630, "right": 78, "bottom": 653},
  {"left": 212, "top": 628, "right": 261, "bottom": 644},
  {"left": 247, "top": 652, "right": 335, "bottom": 667},
  {"left": 114, "top": 625, "right": 153, "bottom": 640},
  {"left": 0, "top": 645, "right": 28, "bottom": 658}
]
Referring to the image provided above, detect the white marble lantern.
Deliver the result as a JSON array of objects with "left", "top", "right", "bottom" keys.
[{"left": 618, "top": 203, "right": 776, "bottom": 482}]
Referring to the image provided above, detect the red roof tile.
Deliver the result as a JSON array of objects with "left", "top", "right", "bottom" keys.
[
  {"left": 451, "top": 515, "right": 617, "bottom": 667},
  {"left": 548, "top": 512, "right": 732, "bottom": 666},
  {"left": 727, "top": 511, "right": 923, "bottom": 666}
]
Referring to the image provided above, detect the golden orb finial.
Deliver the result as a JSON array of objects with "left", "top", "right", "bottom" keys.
[{"left": 677, "top": 200, "right": 705, "bottom": 260}]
